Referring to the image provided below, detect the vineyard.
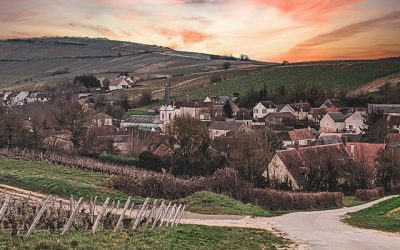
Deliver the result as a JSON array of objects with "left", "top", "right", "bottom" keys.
[
  {"left": 183, "top": 59, "right": 400, "bottom": 100},
  {"left": 0, "top": 188, "right": 185, "bottom": 239}
]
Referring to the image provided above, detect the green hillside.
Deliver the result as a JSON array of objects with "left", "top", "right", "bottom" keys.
[{"left": 183, "top": 60, "right": 400, "bottom": 100}]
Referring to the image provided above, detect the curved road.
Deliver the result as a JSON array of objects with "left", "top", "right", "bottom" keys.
[{"left": 271, "top": 195, "right": 400, "bottom": 249}]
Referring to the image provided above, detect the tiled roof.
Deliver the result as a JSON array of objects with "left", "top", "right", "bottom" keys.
[
  {"left": 327, "top": 112, "right": 345, "bottom": 122},
  {"left": 209, "top": 121, "right": 244, "bottom": 131},
  {"left": 259, "top": 101, "right": 277, "bottom": 109},
  {"left": 288, "top": 129, "right": 315, "bottom": 141},
  {"left": 346, "top": 143, "right": 385, "bottom": 170},
  {"left": 322, "top": 99, "right": 345, "bottom": 108},
  {"left": 368, "top": 104, "right": 400, "bottom": 114},
  {"left": 124, "top": 115, "right": 162, "bottom": 124}
]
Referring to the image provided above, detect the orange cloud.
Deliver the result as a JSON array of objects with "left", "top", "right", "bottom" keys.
[
  {"left": 277, "top": 10, "right": 400, "bottom": 61},
  {"left": 254, "top": 0, "right": 364, "bottom": 23},
  {"left": 158, "top": 28, "right": 213, "bottom": 44},
  {"left": 68, "top": 22, "right": 117, "bottom": 38}
]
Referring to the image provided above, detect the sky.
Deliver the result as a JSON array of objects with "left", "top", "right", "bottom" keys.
[{"left": 1, "top": 0, "right": 400, "bottom": 62}]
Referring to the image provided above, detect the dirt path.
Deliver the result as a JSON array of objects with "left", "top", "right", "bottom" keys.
[
  {"left": 2, "top": 184, "right": 399, "bottom": 249},
  {"left": 346, "top": 71, "right": 400, "bottom": 97},
  {"left": 272, "top": 195, "right": 400, "bottom": 250}
]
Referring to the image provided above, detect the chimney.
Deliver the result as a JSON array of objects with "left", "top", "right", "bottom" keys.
[
  {"left": 294, "top": 141, "right": 300, "bottom": 150},
  {"left": 341, "top": 135, "right": 347, "bottom": 146}
]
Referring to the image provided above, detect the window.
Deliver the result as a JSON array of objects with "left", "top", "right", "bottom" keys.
[
  {"left": 262, "top": 109, "right": 266, "bottom": 114},
  {"left": 161, "top": 113, "right": 165, "bottom": 120},
  {"left": 349, "top": 125, "right": 353, "bottom": 130},
  {"left": 254, "top": 109, "right": 258, "bottom": 114}
]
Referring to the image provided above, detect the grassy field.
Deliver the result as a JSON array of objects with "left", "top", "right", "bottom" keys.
[
  {"left": 0, "top": 225, "right": 291, "bottom": 250},
  {"left": 180, "top": 191, "right": 271, "bottom": 217},
  {"left": 0, "top": 156, "right": 130, "bottom": 202},
  {"left": 342, "top": 196, "right": 365, "bottom": 207},
  {"left": 183, "top": 60, "right": 400, "bottom": 100},
  {"left": 344, "top": 197, "right": 400, "bottom": 232}
]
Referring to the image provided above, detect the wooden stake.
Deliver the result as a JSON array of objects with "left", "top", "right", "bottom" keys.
[
  {"left": 151, "top": 201, "right": 165, "bottom": 229},
  {"left": 114, "top": 197, "right": 131, "bottom": 232},
  {"left": 171, "top": 204, "right": 182, "bottom": 226},
  {"left": 61, "top": 197, "right": 83, "bottom": 235},
  {"left": 166, "top": 204, "right": 176, "bottom": 227},
  {"left": 0, "top": 197, "right": 10, "bottom": 221},
  {"left": 26, "top": 196, "right": 52, "bottom": 237},
  {"left": 92, "top": 197, "right": 110, "bottom": 235},
  {"left": 132, "top": 198, "right": 149, "bottom": 230},
  {"left": 176, "top": 205, "right": 186, "bottom": 226},
  {"left": 159, "top": 202, "right": 172, "bottom": 227},
  {"left": 145, "top": 199, "right": 157, "bottom": 228}
]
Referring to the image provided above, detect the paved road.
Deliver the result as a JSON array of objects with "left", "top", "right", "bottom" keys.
[{"left": 271, "top": 195, "right": 400, "bottom": 250}]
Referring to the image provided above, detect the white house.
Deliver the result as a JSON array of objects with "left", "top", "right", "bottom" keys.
[
  {"left": 109, "top": 75, "right": 134, "bottom": 91},
  {"left": 279, "top": 102, "right": 311, "bottom": 120},
  {"left": 91, "top": 112, "right": 114, "bottom": 127},
  {"left": 320, "top": 112, "right": 346, "bottom": 132},
  {"left": 5, "top": 91, "right": 29, "bottom": 106},
  {"left": 287, "top": 128, "right": 316, "bottom": 146},
  {"left": 209, "top": 121, "right": 246, "bottom": 138},
  {"left": 388, "top": 115, "right": 400, "bottom": 132},
  {"left": 253, "top": 101, "right": 277, "bottom": 119},
  {"left": 121, "top": 115, "right": 163, "bottom": 131},
  {"left": 344, "top": 111, "right": 366, "bottom": 134}
]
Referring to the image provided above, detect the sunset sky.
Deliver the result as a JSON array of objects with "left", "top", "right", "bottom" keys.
[{"left": 1, "top": 0, "right": 400, "bottom": 62}]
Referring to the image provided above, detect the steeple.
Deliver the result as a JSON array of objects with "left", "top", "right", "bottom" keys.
[{"left": 163, "top": 83, "right": 170, "bottom": 106}]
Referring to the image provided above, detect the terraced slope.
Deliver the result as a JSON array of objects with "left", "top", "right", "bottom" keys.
[
  {"left": 0, "top": 37, "right": 267, "bottom": 88},
  {"left": 183, "top": 59, "right": 400, "bottom": 100}
]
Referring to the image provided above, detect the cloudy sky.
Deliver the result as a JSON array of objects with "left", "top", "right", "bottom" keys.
[{"left": 1, "top": 0, "right": 400, "bottom": 62}]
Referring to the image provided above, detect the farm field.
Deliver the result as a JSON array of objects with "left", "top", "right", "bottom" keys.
[
  {"left": 0, "top": 225, "right": 291, "bottom": 250},
  {"left": 179, "top": 191, "right": 271, "bottom": 217},
  {"left": 182, "top": 59, "right": 400, "bottom": 100},
  {"left": 344, "top": 196, "right": 400, "bottom": 232},
  {"left": 0, "top": 156, "right": 129, "bottom": 201}
]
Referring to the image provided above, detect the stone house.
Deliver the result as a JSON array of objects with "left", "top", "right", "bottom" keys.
[
  {"left": 320, "top": 112, "right": 346, "bottom": 132},
  {"left": 253, "top": 101, "right": 277, "bottom": 119},
  {"left": 344, "top": 111, "right": 366, "bottom": 134},
  {"left": 279, "top": 102, "right": 311, "bottom": 120},
  {"left": 209, "top": 121, "right": 247, "bottom": 138}
]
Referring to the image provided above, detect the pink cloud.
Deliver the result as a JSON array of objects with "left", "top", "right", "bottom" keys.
[
  {"left": 158, "top": 28, "right": 213, "bottom": 44},
  {"left": 254, "top": 0, "right": 364, "bottom": 23}
]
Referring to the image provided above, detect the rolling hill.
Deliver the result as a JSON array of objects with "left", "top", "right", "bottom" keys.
[
  {"left": 0, "top": 37, "right": 269, "bottom": 90},
  {"left": 182, "top": 59, "right": 400, "bottom": 100}
]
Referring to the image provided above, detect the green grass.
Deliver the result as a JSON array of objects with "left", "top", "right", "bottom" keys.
[
  {"left": 0, "top": 156, "right": 131, "bottom": 202},
  {"left": 180, "top": 191, "right": 271, "bottom": 217},
  {"left": 183, "top": 60, "right": 400, "bottom": 99},
  {"left": 0, "top": 225, "right": 290, "bottom": 250},
  {"left": 344, "top": 197, "right": 400, "bottom": 232},
  {"left": 343, "top": 196, "right": 365, "bottom": 207},
  {"left": 98, "top": 152, "right": 138, "bottom": 166}
]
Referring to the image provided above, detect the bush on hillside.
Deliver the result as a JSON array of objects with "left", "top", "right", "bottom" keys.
[
  {"left": 355, "top": 187, "right": 384, "bottom": 201},
  {"left": 112, "top": 167, "right": 343, "bottom": 211}
]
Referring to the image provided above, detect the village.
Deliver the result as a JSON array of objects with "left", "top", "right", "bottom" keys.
[{"left": 1, "top": 72, "right": 400, "bottom": 193}]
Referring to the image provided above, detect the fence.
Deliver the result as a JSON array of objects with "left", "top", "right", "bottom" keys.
[{"left": 0, "top": 191, "right": 185, "bottom": 238}]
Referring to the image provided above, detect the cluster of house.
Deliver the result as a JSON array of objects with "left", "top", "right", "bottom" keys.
[
  {"left": 116, "top": 84, "right": 400, "bottom": 190},
  {"left": 2, "top": 91, "right": 50, "bottom": 107}
]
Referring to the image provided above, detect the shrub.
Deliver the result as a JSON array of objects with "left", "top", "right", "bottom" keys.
[
  {"left": 112, "top": 167, "right": 343, "bottom": 210},
  {"left": 138, "top": 151, "right": 164, "bottom": 172},
  {"left": 98, "top": 152, "right": 138, "bottom": 166},
  {"left": 355, "top": 187, "right": 384, "bottom": 201}
]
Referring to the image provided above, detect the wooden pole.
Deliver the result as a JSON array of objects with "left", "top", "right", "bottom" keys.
[
  {"left": 151, "top": 201, "right": 165, "bottom": 229},
  {"left": 145, "top": 199, "right": 157, "bottom": 228},
  {"left": 0, "top": 197, "right": 10, "bottom": 221},
  {"left": 132, "top": 198, "right": 149, "bottom": 230},
  {"left": 61, "top": 197, "right": 84, "bottom": 235},
  {"left": 128, "top": 203, "right": 135, "bottom": 218},
  {"left": 171, "top": 204, "right": 182, "bottom": 226},
  {"left": 92, "top": 197, "right": 110, "bottom": 235},
  {"left": 176, "top": 205, "right": 186, "bottom": 226},
  {"left": 114, "top": 197, "right": 131, "bottom": 232},
  {"left": 159, "top": 202, "right": 171, "bottom": 227},
  {"left": 26, "top": 196, "right": 52, "bottom": 237},
  {"left": 166, "top": 204, "right": 176, "bottom": 226}
]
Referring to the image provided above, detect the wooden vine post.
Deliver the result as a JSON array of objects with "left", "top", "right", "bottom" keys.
[
  {"left": 145, "top": 199, "right": 157, "bottom": 228},
  {"left": 159, "top": 202, "right": 172, "bottom": 227},
  {"left": 176, "top": 205, "right": 186, "bottom": 226},
  {"left": 152, "top": 201, "right": 165, "bottom": 229},
  {"left": 0, "top": 196, "right": 10, "bottom": 221},
  {"left": 61, "top": 197, "right": 84, "bottom": 235},
  {"left": 114, "top": 197, "right": 131, "bottom": 232},
  {"left": 92, "top": 197, "right": 110, "bottom": 235},
  {"left": 26, "top": 196, "right": 52, "bottom": 237},
  {"left": 171, "top": 204, "right": 182, "bottom": 226},
  {"left": 132, "top": 198, "right": 149, "bottom": 230}
]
